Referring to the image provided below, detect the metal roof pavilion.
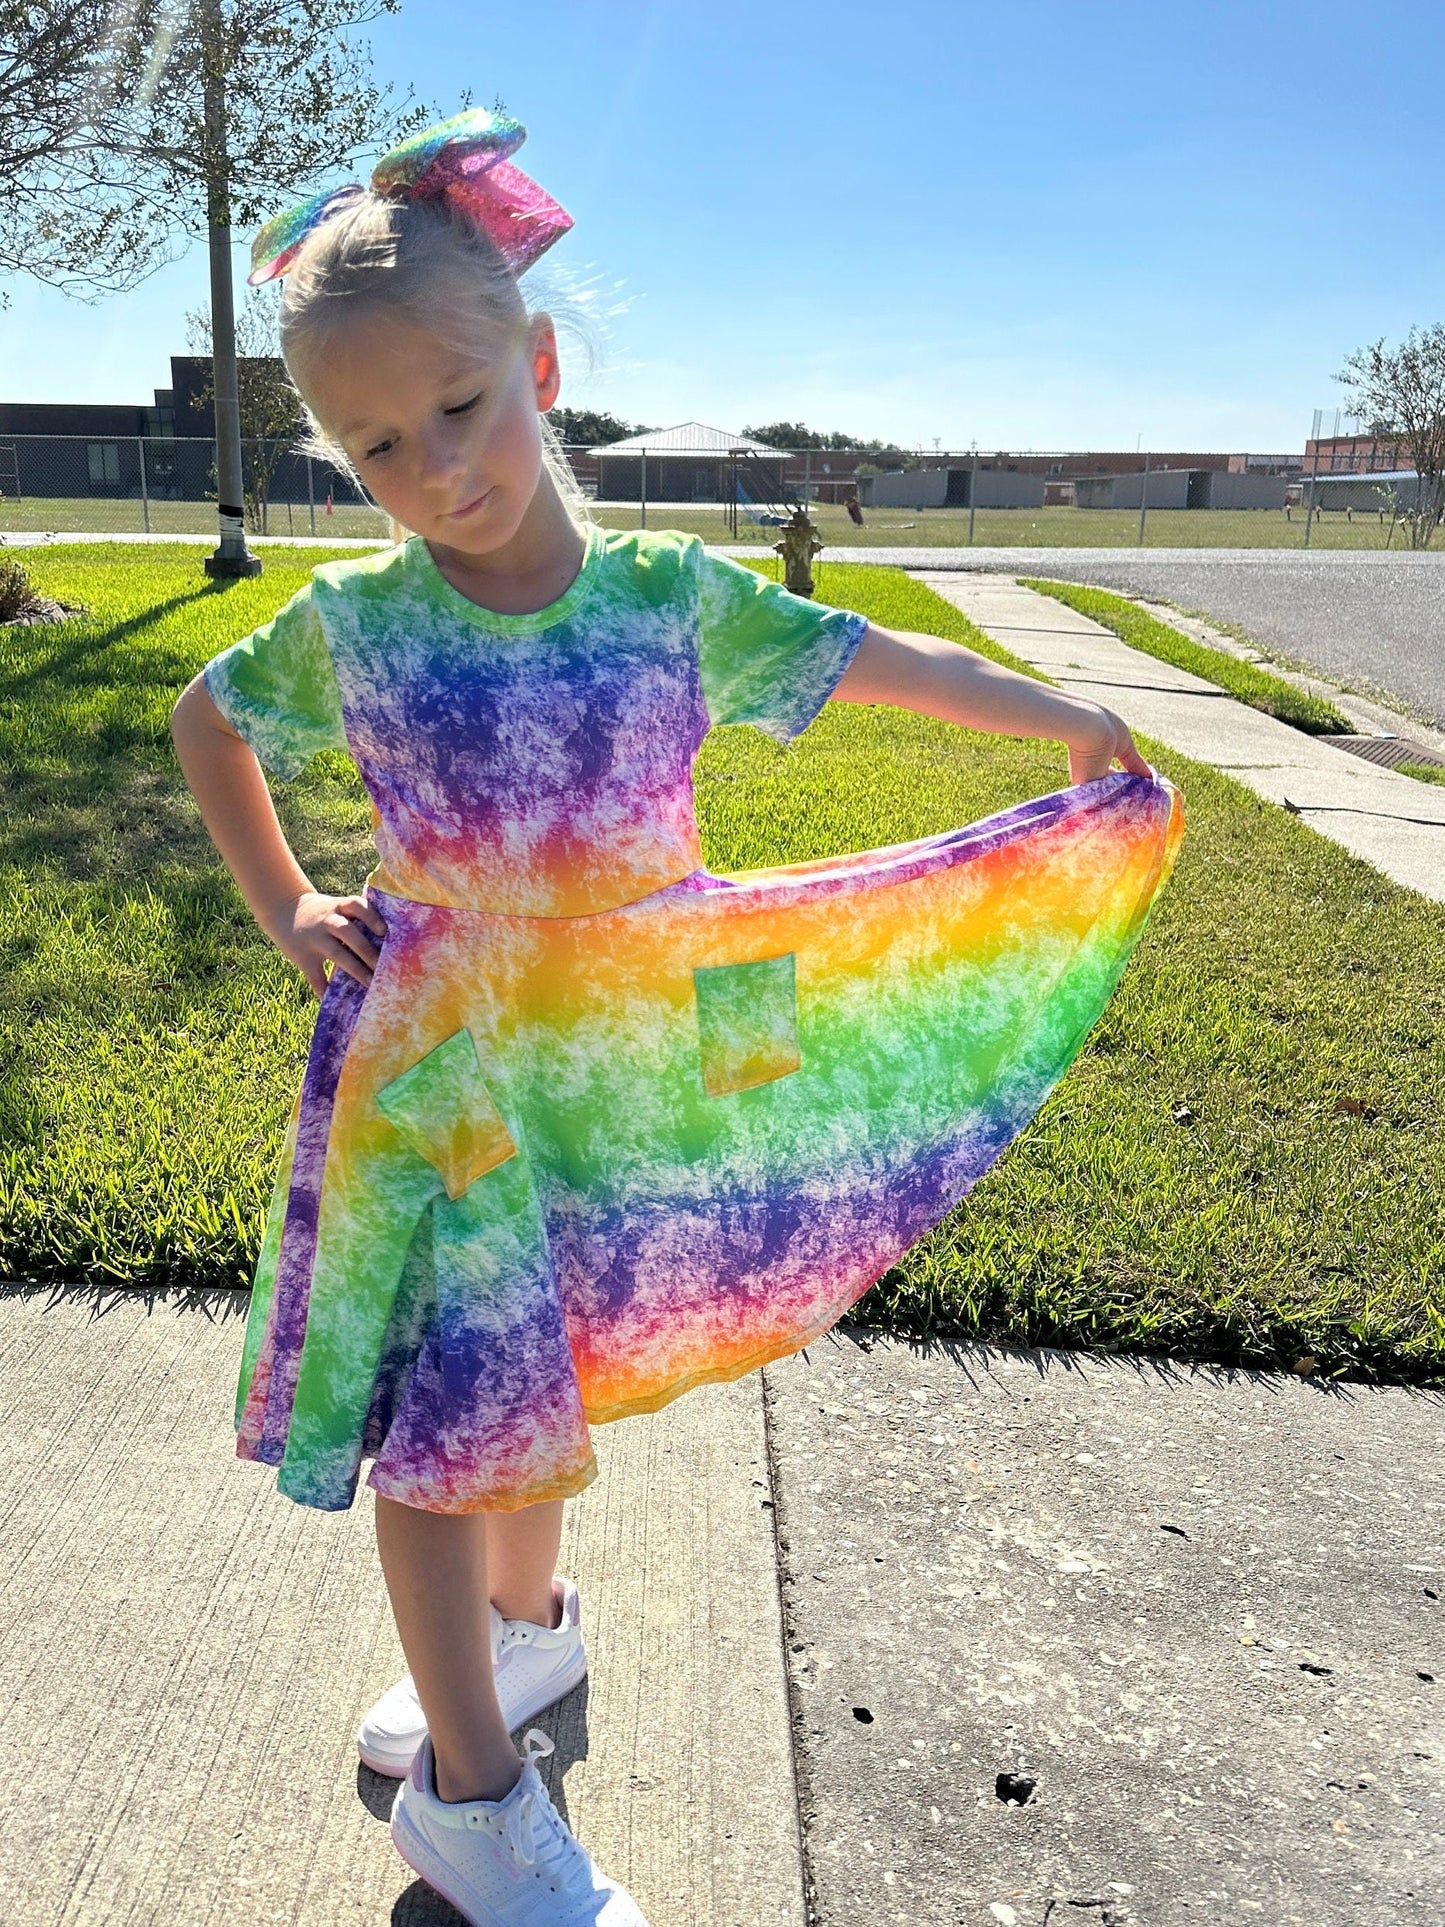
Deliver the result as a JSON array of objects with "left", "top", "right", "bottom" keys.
[{"left": 588, "top": 421, "right": 783, "bottom": 458}]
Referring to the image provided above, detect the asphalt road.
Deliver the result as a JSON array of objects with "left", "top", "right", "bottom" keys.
[{"left": 817, "top": 547, "right": 1445, "bottom": 728}]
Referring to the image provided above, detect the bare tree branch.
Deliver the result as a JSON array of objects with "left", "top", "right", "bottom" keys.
[{"left": 0, "top": 0, "right": 442, "bottom": 303}]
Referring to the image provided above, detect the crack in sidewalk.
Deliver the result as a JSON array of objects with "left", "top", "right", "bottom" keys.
[{"left": 760, "top": 1360, "right": 826, "bottom": 1927}]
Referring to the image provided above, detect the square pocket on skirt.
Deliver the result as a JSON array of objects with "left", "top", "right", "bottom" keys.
[
  {"left": 374, "top": 1027, "right": 519, "bottom": 1200},
  {"left": 693, "top": 952, "right": 801, "bottom": 1098}
]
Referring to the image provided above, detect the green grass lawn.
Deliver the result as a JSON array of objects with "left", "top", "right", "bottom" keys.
[
  {"left": 1021, "top": 579, "right": 1353, "bottom": 734},
  {"left": 601, "top": 502, "right": 1427, "bottom": 552},
  {"left": 0, "top": 495, "right": 390, "bottom": 541},
  {"left": 4, "top": 543, "right": 1443, "bottom": 1382},
  {"left": 3, "top": 494, "right": 1430, "bottom": 550}
]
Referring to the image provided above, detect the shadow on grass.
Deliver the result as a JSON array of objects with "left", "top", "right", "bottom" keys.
[
  {"left": 3, "top": 756, "right": 224, "bottom": 880},
  {"left": 805, "top": 1321, "right": 1445, "bottom": 1405},
  {"left": 4, "top": 743, "right": 373, "bottom": 888},
  {"left": 1, "top": 585, "right": 226, "bottom": 694},
  {"left": 0, "top": 583, "right": 267, "bottom": 882}
]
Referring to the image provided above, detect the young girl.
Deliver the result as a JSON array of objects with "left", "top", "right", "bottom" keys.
[{"left": 171, "top": 108, "right": 1180, "bottom": 1927}]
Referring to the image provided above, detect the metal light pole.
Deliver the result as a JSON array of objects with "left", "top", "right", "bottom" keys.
[
  {"left": 137, "top": 436, "right": 150, "bottom": 534},
  {"left": 1137, "top": 449, "right": 1151, "bottom": 546},
  {"left": 201, "top": 0, "right": 261, "bottom": 578},
  {"left": 1304, "top": 407, "right": 1322, "bottom": 549}
]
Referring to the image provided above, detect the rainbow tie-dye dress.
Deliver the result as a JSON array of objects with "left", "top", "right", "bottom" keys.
[{"left": 202, "top": 524, "right": 1183, "bottom": 1515}]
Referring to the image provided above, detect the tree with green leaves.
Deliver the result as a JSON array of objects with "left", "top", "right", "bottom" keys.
[
  {"left": 0, "top": 0, "right": 432, "bottom": 575},
  {"left": 1338, "top": 326, "right": 1445, "bottom": 550},
  {"left": 548, "top": 408, "right": 655, "bottom": 446},
  {"left": 742, "top": 421, "right": 905, "bottom": 456}
]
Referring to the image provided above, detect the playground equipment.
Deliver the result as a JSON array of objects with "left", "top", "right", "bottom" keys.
[
  {"left": 726, "top": 446, "right": 800, "bottom": 537},
  {"left": 725, "top": 447, "right": 826, "bottom": 595}
]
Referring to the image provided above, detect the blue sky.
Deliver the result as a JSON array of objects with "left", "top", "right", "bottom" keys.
[{"left": 5, "top": 0, "right": 1443, "bottom": 451}]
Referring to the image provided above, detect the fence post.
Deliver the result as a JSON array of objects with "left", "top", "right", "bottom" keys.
[
  {"left": 307, "top": 457, "right": 316, "bottom": 536},
  {"left": 1304, "top": 409, "right": 1321, "bottom": 549},
  {"left": 968, "top": 445, "right": 978, "bottom": 545},
  {"left": 1137, "top": 451, "right": 1151, "bottom": 546},
  {"left": 639, "top": 447, "right": 647, "bottom": 531},
  {"left": 137, "top": 436, "right": 150, "bottom": 535}
]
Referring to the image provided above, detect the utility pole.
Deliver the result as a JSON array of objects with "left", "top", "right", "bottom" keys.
[
  {"left": 1304, "top": 407, "right": 1322, "bottom": 549},
  {"left": 1137, "top": 449, "right": 1151, "bottom": 546},
  {"left": 201, "top": 0, "right": 261, "bottom": 578}
]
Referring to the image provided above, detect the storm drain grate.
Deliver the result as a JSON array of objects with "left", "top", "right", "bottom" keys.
[{"left": 1322, "top": 733, "right": 1445, "bottom": 772}]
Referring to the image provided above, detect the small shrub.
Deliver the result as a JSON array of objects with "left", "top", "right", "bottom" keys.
[
  {"left": 0, "top": 555, "right": 85, "bottom": 626},
  {"left": 0, "top": 557, "right": 44, "bottom": 621}
]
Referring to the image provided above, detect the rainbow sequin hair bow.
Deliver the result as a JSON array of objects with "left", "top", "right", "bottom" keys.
[{"left": 247, "top": 106, "right": 572, "bottom": 286}]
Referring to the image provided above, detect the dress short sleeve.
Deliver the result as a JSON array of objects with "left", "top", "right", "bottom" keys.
[
  {"left": 695, "top": 545, "right": 869, "bottom": 743},
  {"left": 201, "top": 580, "right": 347, "bottom": 779}
]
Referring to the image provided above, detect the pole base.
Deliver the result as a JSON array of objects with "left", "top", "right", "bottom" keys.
[{"left": 204, "top": 548, "right": 264, "bottom": 579}]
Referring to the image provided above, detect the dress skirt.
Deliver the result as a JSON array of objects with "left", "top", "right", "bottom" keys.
[{"left": 235, "top": 770, "right": 1184, "bottom": 1514}]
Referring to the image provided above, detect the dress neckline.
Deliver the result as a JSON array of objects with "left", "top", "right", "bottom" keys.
[{"left": 407, "top": 519, "right": 605, "bottom": 634}]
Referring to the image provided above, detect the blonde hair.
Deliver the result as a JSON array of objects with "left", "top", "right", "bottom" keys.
[{"left": 277, "top": 191, "right": 591, "bottom": 542}]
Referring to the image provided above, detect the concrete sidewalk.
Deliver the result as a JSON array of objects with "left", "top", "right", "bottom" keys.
[
  {"left": 917, "top": 572, "right": 1445, "bottom": 903},
  {"left": 0, "top": 1285, "right": 803, "bottom": 1926},
  {"left": 763, "top": 1332, "right": 1445, "bottom": 1927}
]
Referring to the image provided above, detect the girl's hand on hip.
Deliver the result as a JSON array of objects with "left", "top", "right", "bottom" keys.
[
  {"left": 1067, "top": 703, "right": 1153, "bottom": 786},
  {"left": 261, "top": 890, "right": 388, "bottom": 998}
]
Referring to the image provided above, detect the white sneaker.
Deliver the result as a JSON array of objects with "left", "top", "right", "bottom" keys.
[
  {"left": 358, "top": 1576, "right": 587, "bottom": 1777},
  {"left": 391, "top": 1728, "right": 648, "bottom": 1925}
]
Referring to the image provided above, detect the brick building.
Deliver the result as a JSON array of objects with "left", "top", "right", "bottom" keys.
[
  {"left": 1302, "top": 433, "right": 1410, "bottom": 475},
  {"left": 0, "top": 355, "right": 370, "bottom": 505}
]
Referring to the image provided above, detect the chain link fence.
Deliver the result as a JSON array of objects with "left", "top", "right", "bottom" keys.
[
  {"left": 0, "top": 433, "right": 1006, "bottom": 540},
  {"left": 0, "top": 433, "right": 394, "bottom": 539},
  {"left": 9, "top": 435, "right": 1333, "bottom": 548}
]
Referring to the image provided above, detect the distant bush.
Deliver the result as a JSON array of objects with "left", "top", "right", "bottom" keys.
[{"left": 548, "top": 408, "right": 654, "bottom": 445}]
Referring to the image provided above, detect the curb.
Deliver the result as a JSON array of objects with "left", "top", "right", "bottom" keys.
[{"left": 914, "top": 571, "right": 1445, "bottom": 904}]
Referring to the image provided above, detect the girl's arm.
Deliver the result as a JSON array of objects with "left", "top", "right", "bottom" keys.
[
  {"left": 171, "top": 675, "right": 386, "bottom": 996},
  {"left": 830, "top": 623, "right": 1152, "bottom": 786}
]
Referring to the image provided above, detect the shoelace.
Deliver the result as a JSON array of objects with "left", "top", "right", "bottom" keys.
[
  {"left": 496, "top": 1592, "right": 566, "bottom": 1658},
  {"left": 503, "top": 1730, "right": 590, "bottom": 1895},
  {"left": 491, "top": 1609, "right": 546, "bottom": 1667}
]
